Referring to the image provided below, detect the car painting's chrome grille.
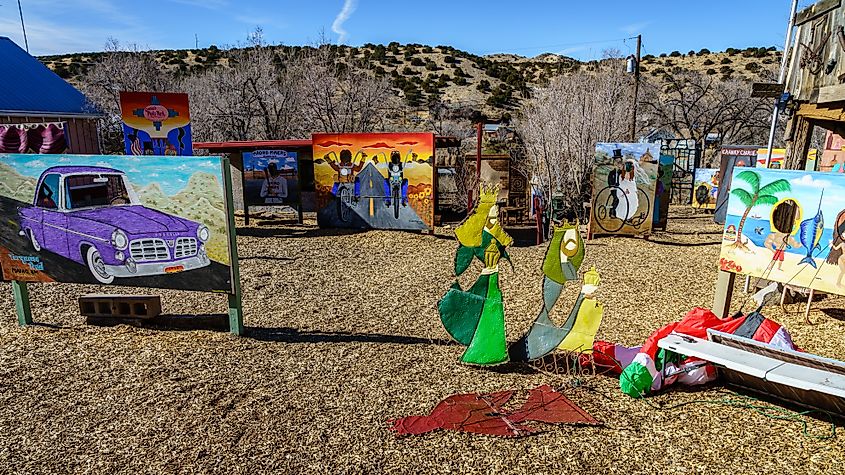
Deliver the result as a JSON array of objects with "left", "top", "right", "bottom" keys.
[
  {"left": 174, "top": 237, "right": 198, "bottom": 258},
  {"left": 129, "top": 238, "right": 169, "bottom": 262}
]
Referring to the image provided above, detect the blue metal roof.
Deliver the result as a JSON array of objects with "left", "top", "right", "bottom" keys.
[{"left": 0, "top": 36, "right": 100, "bottom": 118}]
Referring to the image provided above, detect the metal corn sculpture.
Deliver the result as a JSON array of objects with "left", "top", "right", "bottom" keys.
[
  {"left": 438, "top": 184, "right": 514, "bottom": 366},
  {"left": 509, "top": 220, "right": 604, "bottom": 361}
]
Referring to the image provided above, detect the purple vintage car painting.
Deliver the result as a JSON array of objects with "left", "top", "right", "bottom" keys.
[{"left": 17, "top": 166, "right": 211, "bottom": 284}]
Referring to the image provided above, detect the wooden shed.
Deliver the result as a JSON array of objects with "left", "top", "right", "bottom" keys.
[{"left": 783, "top": 0, "right": 845, "bottom": 168}]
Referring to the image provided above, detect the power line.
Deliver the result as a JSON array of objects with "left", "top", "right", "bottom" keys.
[
  {"left": 477, "top": 36, "right": 638, "bottom": 56},
  {"left": 17, "top": 0, "right": 29, "bottom": 53}
]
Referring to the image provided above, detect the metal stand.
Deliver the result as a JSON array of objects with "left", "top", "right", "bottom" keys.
[{"left": 12, "top": 280, "right": 32, "bottom": 326}]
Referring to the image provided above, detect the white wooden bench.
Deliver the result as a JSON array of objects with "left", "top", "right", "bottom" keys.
[{"left": 657, "top": 331, "right": 845, "bottom": 416}]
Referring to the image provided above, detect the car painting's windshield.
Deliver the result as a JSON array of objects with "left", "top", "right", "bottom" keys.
[{"left": 65, "top": 175, "right": 133, "bottom": 209}]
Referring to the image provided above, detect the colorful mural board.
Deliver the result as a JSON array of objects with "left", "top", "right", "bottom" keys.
[
  {"left": 719, "top": 167, "right": 845, "bottom": 296},
  {"left": 0, "top": 122, "right": 69, "bottom": 154},
  {"left": 120, "top": 92, "right": 192, "bottom": 156},
  {"left": 652, "top": 154, "right": 674, "bottom": 230},
  {"left": 0, "top": 154, "right": 233, "bottom": 292},
  {"left": 755, "top": 148, "right": 818, "bottom": 171},
  {"left": 590, "top": 142, "right": 659, "bottom": 236},
  {"left": 821, "top": 131, "right": 845, "bottom": 173},
  {"left": 312, "top": 133, "right": 434, "bottom": 231},
  {"left": 243, "top": 150, "right": 300, "bottom": 215},
  {"left": 715, "top": 146, "right": 757, "bottom": 225},
  {"left": 692, "top": 168, "right": 719, "bottom": 209}
]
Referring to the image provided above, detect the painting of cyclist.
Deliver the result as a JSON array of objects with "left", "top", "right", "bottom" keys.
[
  {"left": 383, "top": 150, "right": 413, "bottom": 207},
  {"left": 328, "top": 149, "right": 366, "bottom": 201}
]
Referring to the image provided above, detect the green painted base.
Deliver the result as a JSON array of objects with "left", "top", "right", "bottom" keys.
[{"left": 12, "top": 281, "right": 32, "bottom": 326}]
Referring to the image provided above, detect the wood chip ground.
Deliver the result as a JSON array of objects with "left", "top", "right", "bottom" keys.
[{"left": 1, "top": 206, "right": 842, "bottom": 474}]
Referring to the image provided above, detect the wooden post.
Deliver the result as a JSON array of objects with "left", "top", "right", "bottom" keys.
[
  {"left": 296, "top": 152, "right": 304, "bottom": 225},
  {"left": 713, "top": 270, "right": 736, "bottom": 318},
  {"left": 222, "top": 157, "right": 244, "bottom": 336},
  {"left": 804, "top": 288, "right": 815, "bottom": 324},
  {"left": 12, "top": 280, "right": 32, "bottom": 326},
  {"left": 232, "top": 151, "right": 249, "bottom": 226},
  {"left": 785, "top": 114, "right": 813, "bottom": 170}
]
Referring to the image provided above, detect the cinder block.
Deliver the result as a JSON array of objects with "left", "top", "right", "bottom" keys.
[{"left": 79, "top": 294, "right": 162, "bottom": 319}]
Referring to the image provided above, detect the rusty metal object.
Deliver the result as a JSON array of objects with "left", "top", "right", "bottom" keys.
[{"left": 387, "top": 385, "right": 600, "bottom": 438}]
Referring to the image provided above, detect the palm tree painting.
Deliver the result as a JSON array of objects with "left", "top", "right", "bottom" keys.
[{"left": 729, "top": 170, "right": 791, "bottom": 250}]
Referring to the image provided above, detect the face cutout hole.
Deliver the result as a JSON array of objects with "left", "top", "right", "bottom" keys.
[{"left": 772, "top": 199, "right": 800, "bottom": 234}]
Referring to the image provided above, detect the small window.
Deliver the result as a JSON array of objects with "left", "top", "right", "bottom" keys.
[
  {"left": 36, "top": 174, "right": 60, "bottom": 209},
  {"left": 772, "top": 199, "right": 800, "bottom": 234},
  {"left": 65, "top": 175, "right": 130, "bottom": 209}
]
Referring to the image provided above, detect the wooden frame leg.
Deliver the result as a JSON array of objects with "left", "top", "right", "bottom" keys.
[
  {"left": 713, "top": 270, "right": 736, "bottom": 319},
  {"left": 222, "top": 156, "right": 244, "bottom": 336},
  {"left": 804, "top": 288, "right": 814, "bottom": 324},
  {"left": 228, "top": 292, "right": 243, "bottom": 336},
  {"left": 12, "top": 280, "right": 32, "bottom": 326}
]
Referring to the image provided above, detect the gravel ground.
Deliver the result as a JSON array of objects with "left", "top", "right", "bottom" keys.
[{"left": 0, "top": 206, "right": 843, "bottom": 474}]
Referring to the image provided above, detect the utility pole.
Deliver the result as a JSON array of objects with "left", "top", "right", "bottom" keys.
[
  {"left": 765, "top": 0, "right": 799, "bottom": 168},
  {"left": 629, "top": 34, "right": 642, "bottom": 142},
  {"left": 195, "top": 33, "right": 199, "bottom": 49},
  {"left": 17, "top": 0, "right": 29, "bottom": 53}
]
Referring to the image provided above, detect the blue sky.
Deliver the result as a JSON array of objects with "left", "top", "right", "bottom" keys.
[{"left": 0, "top": 1, "right": 817, "bottom": 58}]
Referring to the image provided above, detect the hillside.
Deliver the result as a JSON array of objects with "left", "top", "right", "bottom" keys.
[{"left": 38, "top": 43, "right": 781, "bottom": 113}]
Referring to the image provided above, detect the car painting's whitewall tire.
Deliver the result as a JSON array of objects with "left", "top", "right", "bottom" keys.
[
  {"left": 85, "top": 246, "right": 114, "bottom": 284},
  {"left": 28, "top": 229, "right": 41, "bottom": 252}
]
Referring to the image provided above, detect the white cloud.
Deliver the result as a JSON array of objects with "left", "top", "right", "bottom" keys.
[
  {"left": 332, "top": 0, "right": 358, "bottom": 44},
  {"left": 0, "top": 0, "right": 161, "bottom": 55},
  {"left": 620, "top": 21, "right": 651, "bottom": 36},
  {"left": 790, "top": 174, "right": 832, "bottom": 189},
  {"left": 556, "top": 46, "right": 589, "bottom": 57},
  {"left": 168, "top": 0, "right": 229, "bottom": 9}
]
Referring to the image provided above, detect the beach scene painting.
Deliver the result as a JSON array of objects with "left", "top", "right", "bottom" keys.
[{"left": 719, "top": 167, "right": 845, "bottom": 296}]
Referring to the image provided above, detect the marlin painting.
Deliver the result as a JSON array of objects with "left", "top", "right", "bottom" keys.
[{"left": 798, "top": 190, "right": 825, "bottom": 269}]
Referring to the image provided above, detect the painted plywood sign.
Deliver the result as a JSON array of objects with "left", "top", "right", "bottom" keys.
[
  {"left": 243, "top": 149, "right": 300, "bottom": 214},
  {"left": 590, "top": 142, "right": 660, "bottom": 236},
  {"left": 0, "top": 154, "right": 232, "bottom": 292},
  {"left": 715, "top": 146, "right": 757, "bottom": 225},
  {"left": 120, "top": 92, "right": 192, "bottom": 156},
  {"left": 312, "top": 133, "right": 434, "bottom": 231},
  {"left": 653, "top": 154, "right": 674, "bottom": 229},
  {"left": 719, "top": 168, "right": 845, "bottom": 296},
  {"left": 692, "top": 168, "right": 719, "bottom": 209}
]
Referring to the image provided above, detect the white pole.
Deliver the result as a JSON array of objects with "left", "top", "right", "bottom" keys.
[
  {"left": 765, "top": 0, "right": 800, "bottom": 169},
  {"left": 17, "top": 0, "right": 29, "bottom": 53}
]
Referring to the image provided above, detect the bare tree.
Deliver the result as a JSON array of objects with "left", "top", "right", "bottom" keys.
[
  {"left": 294, "top": 44, "right": 398, "bottom": 133},
  {"left": 78, "top": 38, "right": 174, "bottom": 153},
  {"left": 514, "top": 58, "right": 633, "bottom": 217},
  {"left": 183, "top": 29, "right": 306, "bottom": 142},
  {"left": 183, "top": 30, "right": 398, "bottom": 141},
  {"left": 639, "top": 71, "right": 773, "bottom": 150}
]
